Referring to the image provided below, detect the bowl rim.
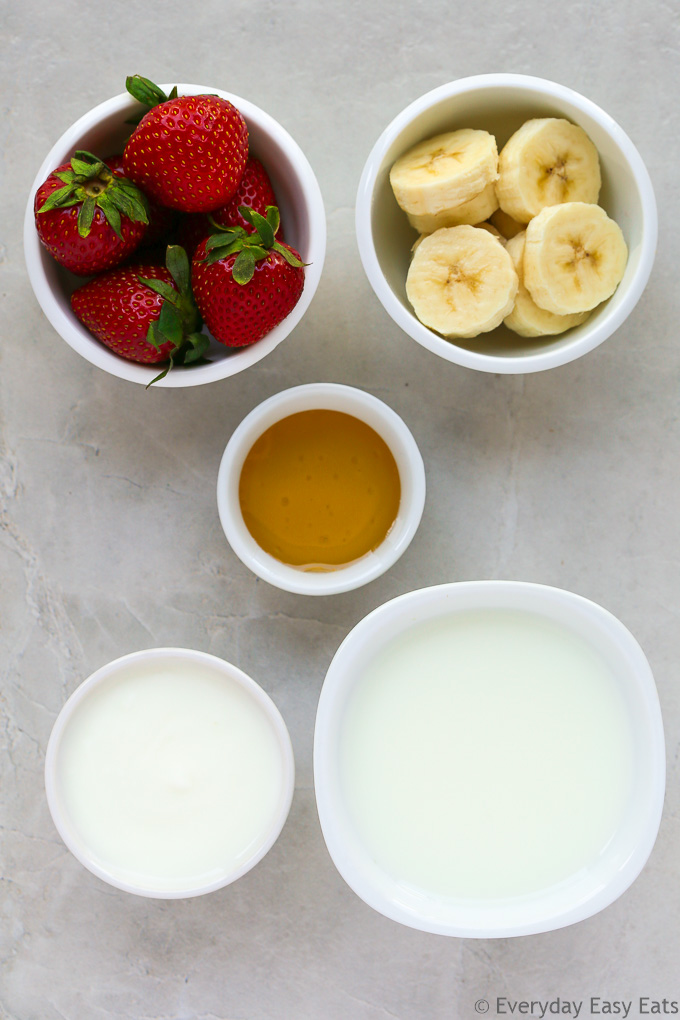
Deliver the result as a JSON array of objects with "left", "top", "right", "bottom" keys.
[
  {"left": 44, "top": 646, "right": 296, "bottom": 898},
  {"left": 313, "top": 579, "right": 666, "bottom": 936},
  {"left": 355, "top": 73, "right": 658, "bottom": 375},
  {"left": 216, "top": 382, "right": 426, "bottom": 595},
  {"left": 24, "top": 83, "right": 326, "bottom": 387}
]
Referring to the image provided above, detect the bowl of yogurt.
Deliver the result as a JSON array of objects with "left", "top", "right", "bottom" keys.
[
  {"left": 314, "top": 580, "right": 665, "bottom": 937},
  {"left": 45, "top": 647, "right": 295, "bottom": 897}
]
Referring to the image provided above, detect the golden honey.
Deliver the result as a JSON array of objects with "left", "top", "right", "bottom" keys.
[{"left": 239, "top": 409, "right": 401, "bottom": 570}]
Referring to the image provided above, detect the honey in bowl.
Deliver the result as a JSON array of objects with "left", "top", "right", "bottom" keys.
[{"left": 238, "top": 409, "right": 401, "bottom": 571}]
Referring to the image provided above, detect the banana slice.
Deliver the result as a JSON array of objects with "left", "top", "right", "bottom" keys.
[
  {"left": 410, "top": 225, "right": 502, "bottom": 253},
  {"left": 406, "top": 182, "right": 499, "bottom": 233},
  {"left": 504, "top": 231, "right": 590, "bottom": 337},
  {"left": 390, "top": 129, "right": 499, "bottom": 219},
  {"left": 523, "top": 202, "right": 628, "bottom": 315},
  {"left": 489, "top": 207, "right": 524, "bottom": 240},
  {"left": 496, "top": 118, "right": 601, "bottom": 223},
  {"left": 406, "top": 225, "right": 518, "bottom": 339}
]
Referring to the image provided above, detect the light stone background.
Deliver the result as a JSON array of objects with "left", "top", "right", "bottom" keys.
[{"left": 2, "top": 1, "right": 679, "bottom": 1017}]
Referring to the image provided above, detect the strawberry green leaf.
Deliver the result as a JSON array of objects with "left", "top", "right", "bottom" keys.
[
  {"left": 147, "top": 361, "right": 172, "bottom": 388},
  {"left": 203, "top": 249, "right": 229, "bottom": 267},
  {"left": 126, "top": 75, "right": 169, "bottom": 108},
  {"left": 225, "top": 239, "right": 249, "bottom": 256},
  {"left": 166, "top": 245, "right": 190, "bottom": 294},
  {"left": 238, "top": 205, "right": 255, "bottom": 227},
  {"left": 115, "top": 175, "right": 144, "bottom": 195},
  {"left": 203, "top": 234, "right": 224, "bottom": 253},
  {"left": 190, "top": 332, "right": 211, "bottom": 353},
  {"left": 108, "top": 187, "right": 135, "bottom": 220},
  {"left": 115, "top": 190, "right": 148, "bottom": 225},
  {"left": 201, "top": 252, "right": 218, "bottom": 267},
  {"left": 146, "top": 321, "right": 163, "bottom": 352},
  {"left": 55, "top": 196, "right": 83, "bottom": 210},
  {"left": 182, "top": 333, "right": 211, "bottom": 363},
  {"left": 97, "top": 194, "right": 123, "bottom": 238},
  {"left": 146, "top": 331, "right": 210, "bottom": 385},
  {"left": 232, "top": 249, "right": 256, "bottom": 285},
  {"left": 71, "top": 155, "right": 104, "bottom": 178},
  {"left": 73, "top": 150, "right": 104, "bottom": 167},
  {"left": 132, "top": 196, "right": 150, "bottom": 221},
  {"left": 77, "top": 196, "right": 96, "bottom": 237},
  {"left": 54, "top": 170, "right": 77, "bottom": 185},
  {"left": 153, "top": 328, "right": 170, "bottom": 348},
  {"left": 157, "top": 301, "right": 183, "bottom": 347},
  {"left": 250, "top": 210, "right": 274, "bottom": 248},
  {"left": 182, "top": 350, "right": 202, "bottom": 365},
  {"left": 138, "top": 276, "right": 178, "bottom": 303},
  {"left": 115, "top": 189, "right": 149, "bottom": 225},
  {"left": 36, "top": 184, "right": 77, "bottom": 213},
  {"left": 201, "top": 241, "right": 247, "bottom": 266},
  {"left": 272, "top": 241, "right": 304, "bottom": 267},
  {"left": 204, "top": 227, "right": 246, "bottom": 251},
  {"left": 265, "top": 205, "right": 280, "bottom": 235}
]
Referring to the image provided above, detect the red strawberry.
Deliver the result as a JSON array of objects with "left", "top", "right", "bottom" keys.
[
  {"left": 34, "top": 151, "right": 149, "bottom": 276},
  {"left": 191, "top": 206, "right": 304, "bottom": 348},
  {"left": 71, "top": 245, "right": 208, "bottom": 382},
  {"left": 177, "top": 156, "right": 281, "bottom": 257},
  {"left": 122, "top": 75, "right": 248, "bottom": 213}
]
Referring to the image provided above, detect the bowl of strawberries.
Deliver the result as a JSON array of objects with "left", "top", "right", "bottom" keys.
[{"left": 24, "top": 77, "right": 326, "bottom": 387}]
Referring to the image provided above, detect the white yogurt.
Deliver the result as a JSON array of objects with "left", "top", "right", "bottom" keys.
[
  {"left": 339, "top": 609, "right": 635, "bottom": 901},
  {"left": 48, "top": 651, "right": 293, "bottom": 896}
]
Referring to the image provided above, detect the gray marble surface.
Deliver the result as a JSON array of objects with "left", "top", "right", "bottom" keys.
[{"left": 2, "top": 1, "right": 679, "bottom": 1017}]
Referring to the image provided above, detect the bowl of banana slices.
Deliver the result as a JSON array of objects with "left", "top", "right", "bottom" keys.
[{"left": 356, "top": 74, "right": 657, "bottom": 374}]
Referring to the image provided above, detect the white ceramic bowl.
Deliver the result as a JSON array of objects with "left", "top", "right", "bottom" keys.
[
  {"left": 217, "top": 383, "right": 426, "bottom": 595},
  {"left": 25, "top": 84, "right": 326, "bottom": 387},
  {"left": 356, "top": 74, "right": 657, "bottom": 374},
  {"left": 45, "top": 647, "right": 295, "bottom": 898},
  {"left": 314, "top": 581, "right": 665, "bottom": 937}
]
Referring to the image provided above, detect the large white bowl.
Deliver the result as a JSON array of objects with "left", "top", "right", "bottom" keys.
[
  {"left": 356, "top": 74, "right": 657, "bottom": 374},
  {"left": 314, "top": 581, "right": 665, "bottom": 937},
  {"left": 217, "top": 383, "right": 426, "bottom": 595},
  {"left": 25, "top": 84, "right": 326, "bottom": 387},
  {"left": 45, "top": 647, "right": 295, "bottom": 897}
]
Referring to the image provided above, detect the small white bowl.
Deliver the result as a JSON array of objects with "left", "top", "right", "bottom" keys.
[
  {"left": 24, "top": 84, "right": 326, "bottom": 387},
  {"left": 216, "top": 383, "right": 426, "bottom": 595},
  {"left": 356, "top": 74, "right": 657, "bottom": 374},
  {"left": 45, "top": 647, "right": 295, "bottom": 898},
  {"left": 314, "top": 581, "right": 665, "bottom": 937}
]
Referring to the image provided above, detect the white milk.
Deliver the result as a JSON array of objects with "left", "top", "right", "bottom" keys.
[
  {"left": 339, "top": 609, "right": 635, "bottom": 900},
  {"left": 56, "top": 658, "right": 285, "bottom": 892}
]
